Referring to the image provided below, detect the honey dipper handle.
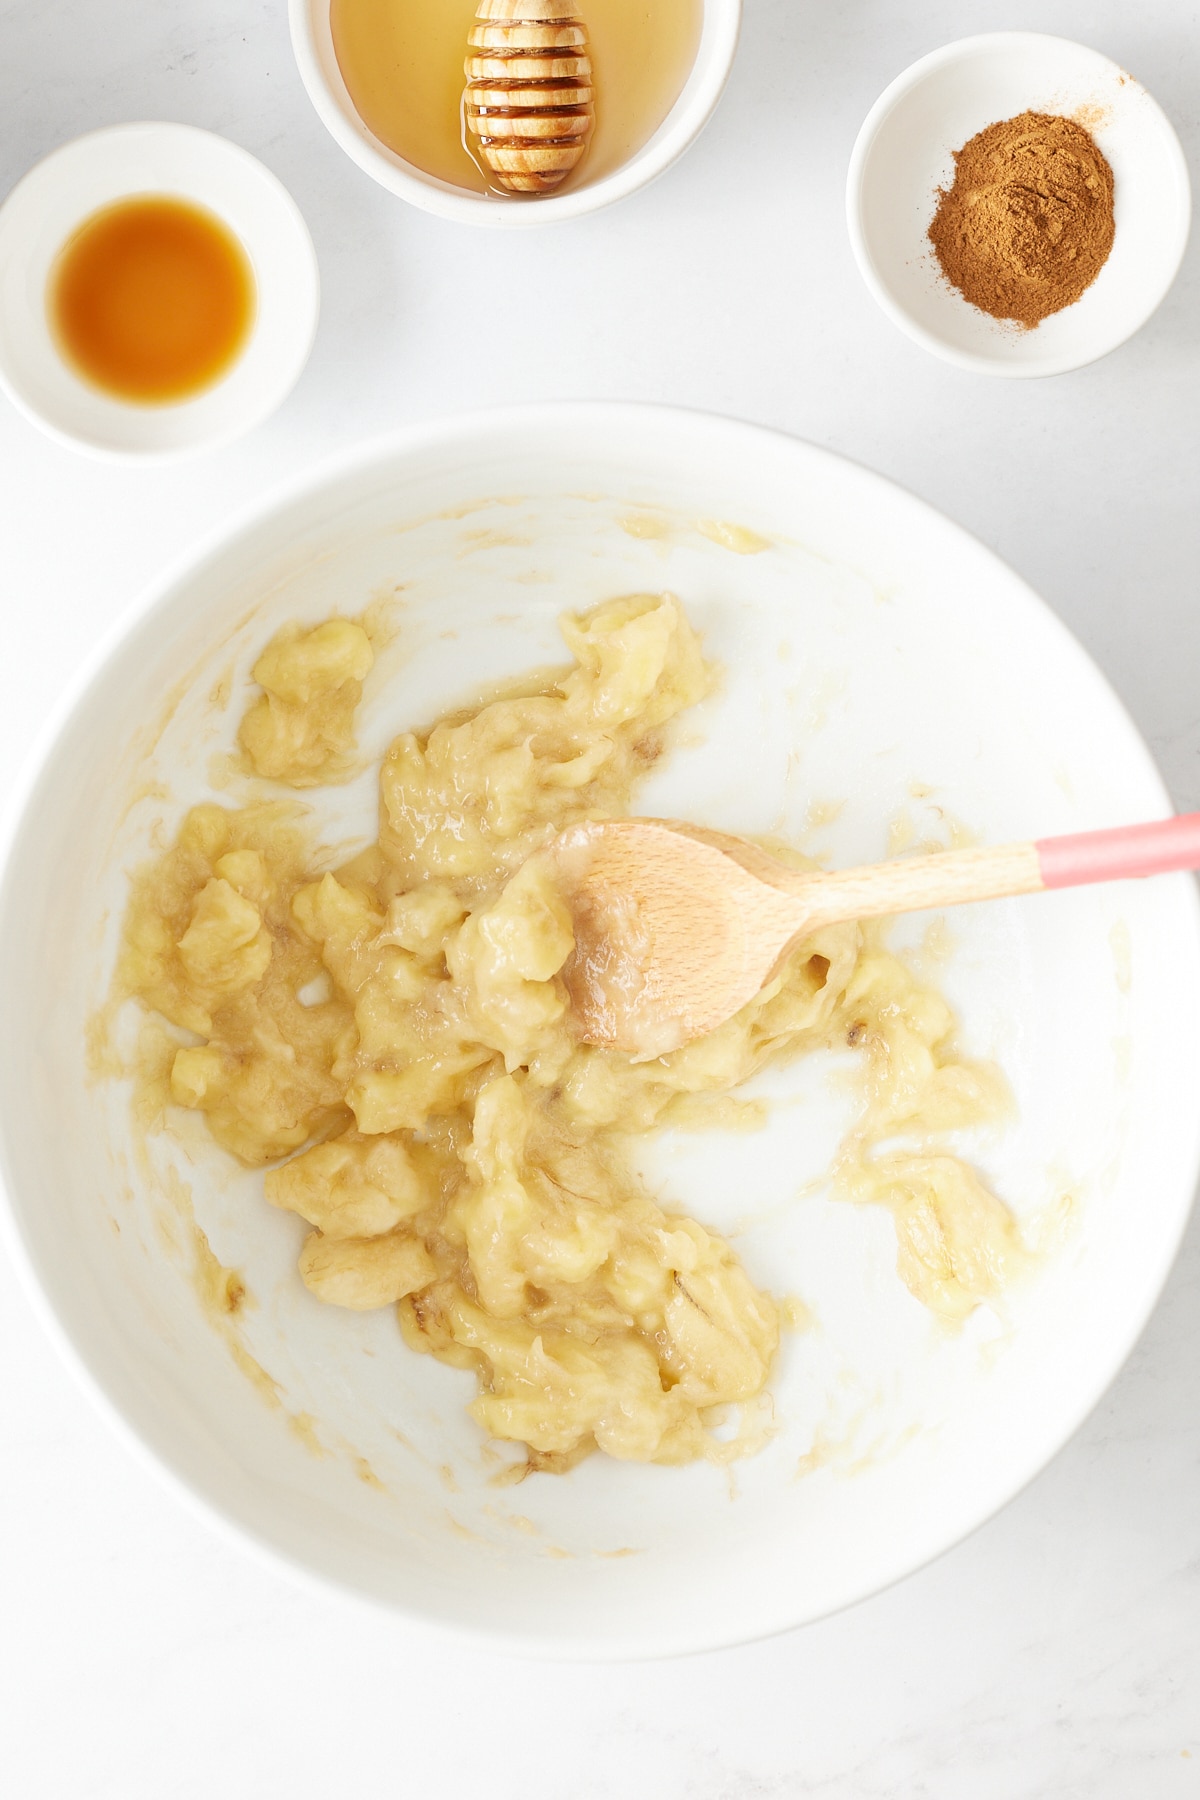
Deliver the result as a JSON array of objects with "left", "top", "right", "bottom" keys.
[{"left": 774, "top": 814, "right": 1200, "bottom": 934}]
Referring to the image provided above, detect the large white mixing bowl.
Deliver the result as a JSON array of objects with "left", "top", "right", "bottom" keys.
[{"left": 1, "top": 405, "right": 1197, "bottom": 1658}]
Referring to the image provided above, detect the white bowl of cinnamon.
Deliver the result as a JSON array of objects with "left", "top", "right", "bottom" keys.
[
  {"left": 846, "top": 33, "right": 1191, "bottom": 377},
  {"left": 289, "top": 0, "right": 741, "bottom": 227}
]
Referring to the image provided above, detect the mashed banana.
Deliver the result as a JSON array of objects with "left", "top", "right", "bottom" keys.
[
  {"left": 238, "top": 616, "right": 375, "bottom": 785},
  {"left": 119, "top": 594, "right": 1018, "bottom": 1471}
]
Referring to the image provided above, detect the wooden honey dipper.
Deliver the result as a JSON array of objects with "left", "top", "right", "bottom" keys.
[
  {"left": 463, "top": 0, "right": 595, "bottom": 194},
  {"left": 551, "top": 814, "right": 1200, "bottom": 1058}
]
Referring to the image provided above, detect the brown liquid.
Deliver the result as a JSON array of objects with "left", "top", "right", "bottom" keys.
[
  {"left": 330, "top": 0, "right": 703, "bottom": 196},
  {"left": 49, "top": 196, "right": 256, "bottom": 404}
]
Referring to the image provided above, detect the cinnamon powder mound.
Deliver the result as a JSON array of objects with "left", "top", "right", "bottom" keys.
[{"left": 928, "top": 111, "right": 1116, "bottom": 328}]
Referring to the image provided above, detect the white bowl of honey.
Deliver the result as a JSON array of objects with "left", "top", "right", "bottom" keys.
[
  {"left": 289, "top": 0, "right": 740, "bottom": 225},
  {"left": 0, "top": 123, "right": 319, "bottom": 458}
]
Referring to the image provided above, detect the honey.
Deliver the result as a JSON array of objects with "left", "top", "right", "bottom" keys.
[
  {"left": 329, "top": 0, "right": 703, "bottom": 197},
  {"left": 49, "top": 196, "right": 256, "bottom": 404}
]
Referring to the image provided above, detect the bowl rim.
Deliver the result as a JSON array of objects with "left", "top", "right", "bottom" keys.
[
  {"left": 0, "top": 121, "right": 320, "bottom": 461},
  {"left": 845, "top": 31, "right": 1193, "bottom": 379},
  {"left": 286, "top": 0, "right": 742, "bottom": 228},
  {"left": 1, "top": 401, "right": 1198, "bottom": 1658}
]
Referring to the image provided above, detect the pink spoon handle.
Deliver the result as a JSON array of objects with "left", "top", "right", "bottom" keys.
[{"left": 1036, "top": 813, "right": 1200, "bottom": 890}]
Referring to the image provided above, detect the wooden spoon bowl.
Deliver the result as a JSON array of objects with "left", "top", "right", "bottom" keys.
[{"left": 553, "top": 813, "right": 1200, "bottom": 1057}]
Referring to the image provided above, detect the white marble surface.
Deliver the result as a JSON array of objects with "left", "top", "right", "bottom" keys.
[{"left": 2, "top": 0, "right": 1199, "bottom": 1792}]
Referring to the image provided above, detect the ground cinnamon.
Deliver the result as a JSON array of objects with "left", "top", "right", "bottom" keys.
[{"left": 928, "top": 111, "right": 1115, "bottom": 328}]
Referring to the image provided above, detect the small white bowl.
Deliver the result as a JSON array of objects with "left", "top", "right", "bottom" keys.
[
  {"left": 847, "top": 34, "right": 1191, "bottom": 377},
  {"left": 0, "top": 123, "right": 320, "bottom": 458},
  {"left": 288, "top": 0, "right": 740, "bottom": 228}
]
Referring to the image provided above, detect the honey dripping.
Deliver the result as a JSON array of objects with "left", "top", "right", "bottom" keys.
[
  {"left": 329, "top": 0, "right": 702, "bottom": 197},
  {"left": 463, "top": 0, "right": 595, "bottom": 194}
]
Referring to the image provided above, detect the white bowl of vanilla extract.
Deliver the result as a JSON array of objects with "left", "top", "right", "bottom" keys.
[
  {"left": 290, "top": 0, "right": 740, "bottom": 226},
  {"left": 0, "top": 122, "right": 319, "bottom": 458}
]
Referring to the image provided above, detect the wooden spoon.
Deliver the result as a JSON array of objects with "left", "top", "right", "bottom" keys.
[{"left": 552, "top": 814, "right": 1200, "bottom": 1058}]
